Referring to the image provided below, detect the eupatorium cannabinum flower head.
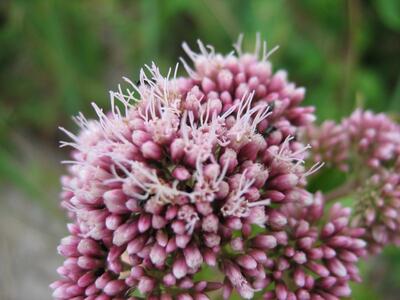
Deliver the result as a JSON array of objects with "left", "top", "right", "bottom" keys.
[
  {"left": 305, "top": 109, "right": 400, "bottom": 254},
  {"left": 52, "top": 35, "right": 326, "bottom": 300},
  {"left": 53, "top": 35, "right": 398, "bottom": 300}
]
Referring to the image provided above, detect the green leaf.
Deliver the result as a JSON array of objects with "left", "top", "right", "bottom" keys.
[{"left": 374, "top": 0, "right": 400, "bottom": 31}]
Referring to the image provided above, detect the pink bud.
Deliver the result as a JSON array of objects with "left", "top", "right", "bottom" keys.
[
  {"left": 239, "top": 141, "right": 260, "bottom": 161},
  {"left": 57, "top": 242, "right": 79, "bottom": 257},
  {"left": 322, "top": 222, "right": 335, "bottom": 238},
  {"left": 173, "top": 257, "right": 188, "bottom": 279},
  {"left": 104, "top": 279, "right": 126, "bottom": 296},
  {"left": 176, "top": 234, "right": 191, "bottom": 248},
  {"left": 163, "top": 273, "right": 176, "bottom": 286},
  {"left": 237, "top": 255, "right": 257, "bottom": 269},
  {"left": 204, "top": 233, "right": 221, "bottom": 248},
  {"left": 264, "top": 190, "right": 286, "bottom": 202},
  {"left": 217, "top": 69, "right": 233, "bottom": 91},
  {"left": 306, "top": 261, "right": 330, "bottom": 277},
  {"left": 95, "top": 272, "right": 113, "bottom": 289},
  {"left": 339, "top": 249, "right": 358, "bottom": 262},
  {"left": 298, "top": 237, "right": 314, "bottom": 249},
  {"left": 166, "top": 205, "right": 178, "bottom": 220},
  {"left": 269, "top": 174, "right": 299, "bottom": 190},
  {"left": 138, "top": 214, "right": 152, "bottom": 232},
  {"left": 149, "top": 243, "right": 166, "bottom": 267},
  {"left": 172, "top": 220, "right": 186, "bottom": 234},
  {"left": 179, "top": 277, "right": 194, "bottom": 289},
  {"left": 327, "top": 258, "right": 347, "bottom": 277},
  {"left": 293, "top": 251, "right": 307, "bottom": 264},
  {"left": 269, "top": 70, "right": 287, "bottom": 91},
  {"left": 319, "top": 276, "right": 337, "bottom": 289},
  {"left": 77, "top": 256, "right": 103, "bottom": 269},
  {"left": 183, "top": 244, "right": 203, "bottom": 269},
  {"left": 219, "top": 148, "right": 238, "bottom": 174},
  {"left": 294, "top": 268, "right": 305, "bottom": 287},
  {"left": 249, "top": 249, "right": 268, "bottom": 264},
  {"left": 328, "top": 236, "right": 351, "bottom": 248},
  {"left": 194, "top": 293, "right": 210, "bottom": 300},
  {"left": 230, "top": 237, "right": 244, "bottom": 252},
  {"left": 208, "top": 98, "right": 223, "bottom": 115},
  {"left": 252, "top": 235, "right": 277, "bottom": 249},
  {"left": 172, "top": 166, "right": 191, "bottom": 181},
  {"left": 137, "top": 276, "right": 155, "bottom": 294},
  {"left": 156, "top": 230, "right": 169, "bottom": 247},
  {"left": 103, "top": 189, "right": 129, "bottom": 214},
  {"left": 170, "top": 138, "right": 185, "bottom": 161},
  {"left": 130, "top": 266, "right": 144, "bottom": 279},
  {"left": 141, "top": 140, "right": 162, "bottom": 160},
  {"left": 225, "top": 217, "right": 242, "bottom": 230},
  {"left": 332, "top": 283, "right": 351, "bottom": 297},
  {"left": 127, "top": 235, "right": 147, "bottom": 254},
  {"left": 77, "top": 238, "right": 103, "bottom": 257},
  {"left": 113, "top": 221, "right": 138, "bottom": 246},
  {"left": 105, "top": 214, "right": 124, "bottom": 230},
  {"left": 132, "top": 130, "right": 151, "bottom": 146},
  {"left": 77, "top": 271, "right": 95, "bottom": 287},
  {"left": 276, "top": 283, "right": 288, "bottom": 300},
  {"left": 268, "top": 211, "right": 287, "bottom": 228},
  {"left": 222, "top": 280, "right": 233, "bottom": 300},
  {"left": 202, "top": 77, "right": 216, "bottom": 93},
  {"left": 166, "top": 237, "right": 178, "bottom": 253},
  {"left": 203, "top": 248, "right": 217, "bottom": 266},
  {"left": 152, "top": 214, "right": 167, "bottom": 229},
  {"left": 126, "top": 199, "right": 141, "bottom": 212},
  {"left": 202, "top": 214, "right": 219, "bottom": 233}
]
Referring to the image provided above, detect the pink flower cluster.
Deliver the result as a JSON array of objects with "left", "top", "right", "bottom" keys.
[
  {"left": 262, "top": 193, "right": 366, "bottom": 299},
  {"left": 306, "top": 109, "right": 400, "bottom": 253},
  {"left": 52, "top": 36, "right": 398, "bottom": 299}
]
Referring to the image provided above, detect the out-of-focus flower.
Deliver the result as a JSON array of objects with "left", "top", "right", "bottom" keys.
[
  {"left": 352, "top": 170, "right": 400, "bottom": 254},
  {"left": 305, "top": 109, "right": 400, "bottom": 254},
  {"left": 303, "top": 121, "right": 349, "bottom": 172},
  {"left": 343, "top": 109, "right": 400, "bottom": 170},
  {"left": 305, "top": 109, "right": 400, "bottom": 172},
  {"left": 52, "top": 35, "right": 322, "bottom": 299}
]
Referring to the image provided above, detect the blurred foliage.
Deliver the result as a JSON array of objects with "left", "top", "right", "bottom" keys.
[{"left": 0, "top": 0, "right": 399, "bottom": 298}]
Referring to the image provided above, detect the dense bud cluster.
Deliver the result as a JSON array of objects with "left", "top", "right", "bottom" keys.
[
  {"left": 52, "top": 37, "right": 399, "bottom": 299},
  {"left": 261, "top": 193, "right": 366, "bottom": 300},
  {"left": 306, "top": 109, "right": 400, "bottom": 254}
]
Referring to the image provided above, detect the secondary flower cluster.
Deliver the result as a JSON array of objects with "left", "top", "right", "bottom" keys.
[
  {"left": 52, "top": 37, "right": 397, "bottom": 300},
  {"left": 262, "top": 193, "right": 366, "bottom": 300},
  {"left": 305, "top": 109, "right": 400, "bottom": 254}
]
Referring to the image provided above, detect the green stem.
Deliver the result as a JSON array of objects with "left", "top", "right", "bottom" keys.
[{"left": 324, "top": 180, "right": 357, "bottom": 202}]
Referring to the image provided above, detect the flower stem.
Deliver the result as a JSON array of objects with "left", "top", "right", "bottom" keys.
[{"left": 324, "top": 180, "right": 357, "bottom": 202}]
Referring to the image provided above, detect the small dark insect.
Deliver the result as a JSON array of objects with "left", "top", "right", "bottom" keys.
[
  {"left": 136, "top": 78, "right": 156, "bottom": 86},
  {"left": 264, "top": 125, "right": 277, "bottom": 135},
  {"left": 268, "top": 100, "right": 275, "bottom": 112}
]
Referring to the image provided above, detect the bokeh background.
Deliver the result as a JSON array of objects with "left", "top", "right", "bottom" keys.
[{"left": 1, "top": 0, "right": 399, "bottom": 299}]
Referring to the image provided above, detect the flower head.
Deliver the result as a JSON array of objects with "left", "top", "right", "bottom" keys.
[
  {"left": 305, "top": 109, "right": 400, "bottom": 254},
  {"left": 52, "top": 36, "right": 342, "bottom": 300},
  {"left": 352, "top": 170, "right": 400, "bottom": 254}
]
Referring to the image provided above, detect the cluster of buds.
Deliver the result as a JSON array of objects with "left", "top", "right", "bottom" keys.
[
  {"left": 306, "top": 109, "right": 400, "bottom": 172},
  {"left": 305, "top": 109, "right": 400, "bottom": 254},
  {"left": 262, "top": 193, "right": 366, "bottom": 299},
  {"left": 52, "top": 36, "right": 397, "bottom": 300},
  {"left": 352, "top": 170, "right": 400, "bottom": 254},
  {"left": 302, "top": 121, "right": 348, "bottom": 172}
]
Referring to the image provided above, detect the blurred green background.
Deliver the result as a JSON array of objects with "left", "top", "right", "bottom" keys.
[{"left": 0, "top": 0, "right": 399, "bottom": 299}]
